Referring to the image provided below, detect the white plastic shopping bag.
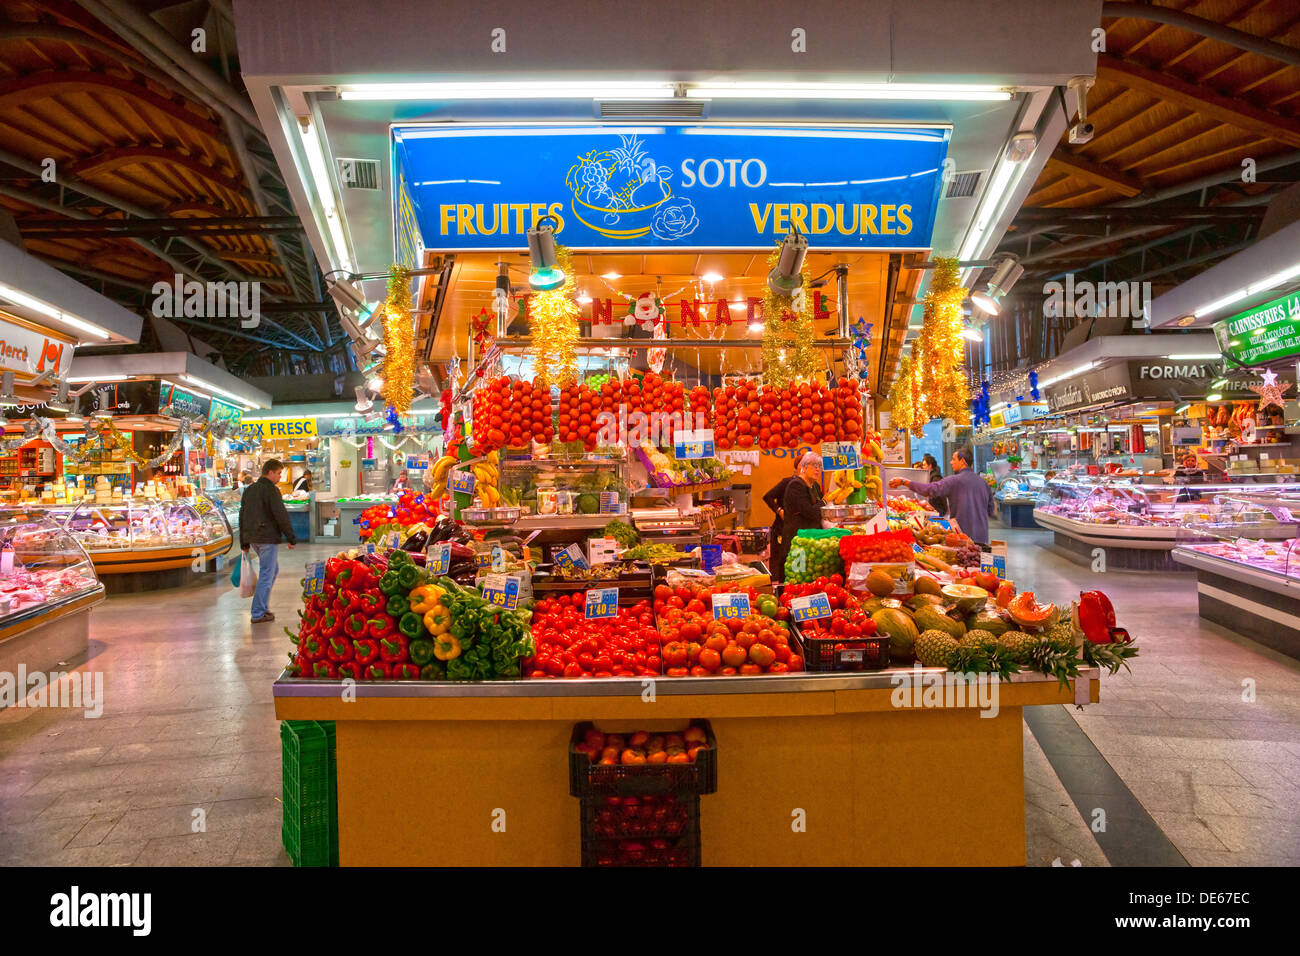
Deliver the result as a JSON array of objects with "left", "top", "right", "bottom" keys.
[{"left": 239, "top": 552, "right": 258, "bottom": 599}]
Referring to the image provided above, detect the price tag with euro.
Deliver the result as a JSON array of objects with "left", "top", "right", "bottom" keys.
[
  {"left": 482, "top": 574, "right": 520, "bottom": 609},
  {"left": 790, "top": 592, "right": 832, "bottom": 622},
  {"left": 429, "top": 542, "right": 451, "bottom": 575},
  {"left": 585, "top": 587, "right": 619, "bottom": 619},
  {"left": 821, "top": 441, "right": 861, "bottom": 472},
  {"left": 711, "top": 592, "right": 750, "bottom": 620}
]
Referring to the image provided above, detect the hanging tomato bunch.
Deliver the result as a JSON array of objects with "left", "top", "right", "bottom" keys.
[
  {"left": 713, "top": 378, "right": 863, "bottom": 450},
  {"left": 558, "top": 379, "right": 622, "bottom": 450},
  {"left": 472, "top": 375, "right": 553, "bottom": 453}
]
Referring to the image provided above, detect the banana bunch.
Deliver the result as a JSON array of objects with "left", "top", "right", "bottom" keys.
[
  {"left": 824, "top": 469, "right": 863, "bottom": 504},
  {"left": 472, "top": 455, "right": 502, "bottom": 507},
  {"left": 429, "top": 453, "right": 460, "bottom": 488}
]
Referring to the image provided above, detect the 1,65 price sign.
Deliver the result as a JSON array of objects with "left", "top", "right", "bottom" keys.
[
  {"left": 821, "top": 441, "right": 860, "bottom": 472},
  {"left": 711, "top": 592, "right": 750, "bottom": 620},
  {"left": 585, "top": 587, "right": 619, "bottom": 619},
  {"left": 789, "top": 592, "right": 831, "bottom": 622}
]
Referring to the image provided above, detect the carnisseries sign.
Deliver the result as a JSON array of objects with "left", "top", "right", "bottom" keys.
[
  {"left": 1212, "top": 290, "right": 1300, "bottom": 366},
  {"left": 392, "top": 124, "right": 950, "bottom": 251}
]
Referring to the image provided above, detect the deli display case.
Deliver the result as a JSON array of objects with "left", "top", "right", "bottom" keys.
[
  {"left": 1172, "top": 491, "right": 1300, "bottom": 660},
  {"left": 0, "top": 508, "right": 106, "bottom": 676},
  {"left": 1032, "top": 477, "right": 1300, "bottom": 570},
  {"left": 49, "top": 493, "right": 234, "bottom": 589}
]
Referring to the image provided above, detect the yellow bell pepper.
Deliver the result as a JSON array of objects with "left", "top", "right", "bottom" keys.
[
  {"left": 423, "top": 604, "right": 450, "bottom": 636},
  {"left": 432, "top": 633, "right": 461, "bottom": 661},
  {"left": 409, "top": 585, "right": 443, "bottom": 615}
]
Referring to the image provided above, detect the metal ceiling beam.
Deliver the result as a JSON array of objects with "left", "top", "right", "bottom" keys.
[
  {"left": 1046, "top": 151, "right": 1143, "bottom": 197},
  {"left": 1102, "top": 2, "right": 1300, "bottom": 69},
  {"left": 18, "top": 217, "right": 307, "bottom": 238}
]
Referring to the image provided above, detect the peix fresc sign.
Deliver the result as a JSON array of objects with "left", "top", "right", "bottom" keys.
[
  {"left": 393, "top": 124, "right": 950, "bottom": 251},
  {"left": 239, "top": 418, "right": 315, "bottom": 438}
]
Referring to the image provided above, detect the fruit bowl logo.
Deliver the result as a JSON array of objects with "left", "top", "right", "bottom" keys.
[{"left": 565, "top": 134, "right": 699, "bottom": 241}]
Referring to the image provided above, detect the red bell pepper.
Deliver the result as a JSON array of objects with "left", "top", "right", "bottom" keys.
[
  {"left": 326, "top": 637, "right": 354, "bottom": 663},
  {"left": 358, "top": 591, "right": 385, "bottom": 615},
  {"left": 325, "top": 556, "right": 343, "bottom": 582},
  {"left": 337, "top": 660, "right": 363, "bottom": 680},
  {"left": 1078, "top": 591, "right": 1113, "bottom": 644},
  {"left": 343, "top": 613, "right": 369, "bottom": 640},
  {"left": 300, "top": 633, "right": 326, "bottom": 662},
  {"left": 333, "top": 588, "right": 363, "bottom": 616},
  {"left": 312, "top": 660, "right": 339, "bottom": 679},
  {"left": 390, "top": 661, "right": 420, "bottom": 679},
  {"left": 364, "top": 660, "right": 391, "bottom": 680},
  {"left": 367, "top": 615, "right": 397, "bottom": 641},
  {"left": 289, "top": 652, "right": 309, "bottom": 677},
  {"left": 379, "top": 635, "right": 409, "bottom": 664},
  {"left": 317, "top": 610, "right": 342, "bottom": 641},
  {"left": 334, "top": 560, "right": 367, "bottom": 590},
  {"left": 324, "top": 581, "right": 339, "bottom": 605},
  {"left": 352, "top": 637, "right": 380, "bottom": 667}
]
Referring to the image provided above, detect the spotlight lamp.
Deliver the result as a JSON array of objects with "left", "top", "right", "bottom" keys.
[
  {"left": 767, "top": 230, "right": 809, "bottom": 296},
  {"left": 527, "top": 216, "right": 565, "bottom": 291},
  {"left": 969, "top": 255, "right": 1024, "bottom": 316},
  {"left": 353, "top": 385, "right": 374, "bottom": 413},
  {"left": 1205, "top": 391, "right": 1223, "bottom": 402}
]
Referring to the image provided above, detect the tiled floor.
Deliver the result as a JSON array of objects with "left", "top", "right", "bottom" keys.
[{"left": 1, "top": 531, "right": 1297, "bottom": 866}]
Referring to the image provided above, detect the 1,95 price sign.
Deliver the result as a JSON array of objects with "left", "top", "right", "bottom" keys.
[
  {"left": 585, "top": 587, "right": 619, "bottom": 619},
  {"left": 711, "top": 592, "right": 750, "bottom": 620},
  {"left": 790, "top": 592, "right": 831, "bottom": 622},
  {"left": 482, "top": 574, "right": 520, "bottom": 609}
]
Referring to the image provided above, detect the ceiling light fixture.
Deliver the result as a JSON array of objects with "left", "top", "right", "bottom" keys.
[
  {"left": 182, "top": 374, "right": 260, "bottom": 410},
  {"left": 0, "top": 282, "right": 111, "bottom": 342},
  {"left": 1194, "top": 288, "right": 1249, "bottom": 319},
  {"left": 1247, "top": 262, "right": 1300, "bottom": 295},
  {"left": 767, "top": 230, "right": 808, "bottom": 295},
  {"left": 1164, "top": 353, "right": 1222, "bottom": 361},
  {"left": 66, "top": 375, "right": 129, "bottom": 384},
  {"left": 748, "top": 322, "right": 765, "bottom": 333},
  {"left": 969, "top": 255, "right": 1024, "bottom": 316},
  {"left": 340, "top": 81, "right": 677, "bottom": 101},
  {"left": 960, "top": 326, "right": 984, "bottom": 341},
  {"left": 527, "top": 215, "right": 565, "bottom": 291},
  {"left": 701, "top": 272, "right": 724, "bottom": 283},
  {"left": 354, "top": 385, "right": 374, "bottom": 413},
  {"left": 685, "top": 81, "right": 1010, "bottom": 101},
  {"left": 298, "top": 118, "right": 354, "bottom": 273},
  {"left": 601, "top": 272, "right": 622, "bottom": 280}
]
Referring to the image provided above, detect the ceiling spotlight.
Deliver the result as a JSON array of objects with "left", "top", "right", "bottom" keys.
[
  {"left": 527, "top": 215, "right": 565, "bottom": 291},
  {"left": 493, "top": 261, "right": 510, "bottom": 321},
  {"left": 961, "top": 326, "right": 984, "bottom": 342},
  {"left": 45, "top": 379, "right": 70, "bottom": 413},
  {"left": 1205, "top": 391, "right": 1223, "bottom": 402},
  {"left": 701, "top": 272, "right": 724, "bottom": 283},
  {"left": 578, "top": 292, "right": 593, "bottom": 304},
  {"left": 601, "top": 272, "right": 621, "bottom": 280},
  {"left": 353, "top": 385, "right": 374, "bottom": 413},
  {"left": 1211, "top": 377, "right": 1229, "bottom": 389},
  {"left": 1176, "top": 315, "right": 1196, "bottom": 327},
  {"left": 748, "top": 322, "right": 765, "bottom": 333},
  {"left": 767, "top": 230, "right": 808, "bottom": 295},
  {"left": 970, "top": 255, "right": 1024, "bottom": 316},
  {"left": 1175, "top": 403, "right": 1191, "bottom": 414}
]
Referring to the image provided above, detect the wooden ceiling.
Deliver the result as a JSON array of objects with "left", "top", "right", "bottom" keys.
[
  {"left": 0, "top": 0, "right": 337, "bottom": 366},
  {"left": 417, "top": 250, "right": 912, "bottom": 386}
]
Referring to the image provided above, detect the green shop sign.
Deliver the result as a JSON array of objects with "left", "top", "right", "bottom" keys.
[{"left": 1213, "top": 290, "right": 1300, "bottom": 366}]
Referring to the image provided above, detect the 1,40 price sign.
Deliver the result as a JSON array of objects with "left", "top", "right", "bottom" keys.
[
  {"left": 790, "top": 592, "right": 831, "bottom": 622},
  {"left": 585, "top": 587, "right": 619, "bottom": 619},
  {"left": 711, "top": 592, "right": 750, "bottom": 620}
]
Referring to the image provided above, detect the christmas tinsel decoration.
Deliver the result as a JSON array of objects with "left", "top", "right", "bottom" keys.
[
  {"left": 381, "top": 265, "right": 416, "bottom": 414},
  {"left": 760, "top": 242, "right": 817, "bottom": 387},
  {"left": 915, "top": 257, "right": 970, "bottom": 427},
  {"left": 528, "top": 244, "right": 580, "bottom": 387},
  {"left": 888, "top": 349, "right": 918, "bottom": 435}
]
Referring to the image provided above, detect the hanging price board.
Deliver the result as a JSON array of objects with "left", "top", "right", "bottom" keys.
[
  {"left": 711, "top": 592, "right": 750, "bottom": 620},
  {"left": 429, "top": 542, "right": 452, "bottom": 575},
  {"left": 482, "top": 574, "right": 520, "bottom": 609},
  {"left": 304, "top": 561, "right": 327, "bottom": 597},
  {"left": 585, "top": 587, "right": 619, "bottom": 619},
  {"left": 821, "top": 441, "right": 861, "bottom": 471},
  {"left": 449, "top": 470, "right": 475, "bottom": 495},
  {"left": 674, "top": 429, "right": 715, "bottom": 459},
  {"left": 790, "top": 592, "right": 832, "bottom": 622},
  {"left": 554, "top": 542, "right": 590, "bottom": 572}
]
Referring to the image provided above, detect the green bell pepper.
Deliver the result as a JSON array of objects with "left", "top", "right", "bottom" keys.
[
  {"left": 386, "top": 594, "right": 410, "bottom": 618},
  {"left": 397, "top": 564, "right": 421, "bottom": 590},
  {"left": 419, "top": 662, "right": 445, "bottom": 680},
  {"left": 399, "top": 612, "right": 424, "bottom": 640},
  {"left": 409, "top": 639, "right": 436, "bottom": 667},
  {"left": 379, "top": 570, "right": 403, "bottom": 596}
]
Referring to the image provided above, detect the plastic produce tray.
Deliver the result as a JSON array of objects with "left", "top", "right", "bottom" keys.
[
  {"left": 579, "top": 794, "right": 701, "bottom": 867},
  {"left": 790, "top": 620, "right": 891, "bottom": 673},
  {"left": 568, "top": 720, "right": 718, "bottom": 797},
  {"left": 280, "top": 720, "right": 333, "bottom": 867}
]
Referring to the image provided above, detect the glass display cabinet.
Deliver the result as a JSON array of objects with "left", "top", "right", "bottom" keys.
[
  {"left": 60, "top": 494, "right": 231, "bottom": 554},
  {"left": 0, "top": 508, "right": 103, "bottom": 627}
]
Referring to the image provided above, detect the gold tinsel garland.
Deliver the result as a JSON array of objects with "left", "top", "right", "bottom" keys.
[
  {"left": 528, "top": 245, "right": 580, "bottom": 387},
  {"left": 759, "top": 243, "right": 818, "bottom": 387},
  {"left": 914, "top": 257, "right": 970, "bottom": 428},
  {"left": 888, "top": 349, "right": 917, "bottom": 435},
  {"left": 381, "top": 265, "right": 415, "bottom": 414}
]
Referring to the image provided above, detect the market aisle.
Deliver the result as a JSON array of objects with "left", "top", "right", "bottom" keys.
[
  {"left": 1002, "top": 525, "right": 1300, "bottom": 866},
  {"left": 0, "top": 544, "right": 339, "bottom": 866}
]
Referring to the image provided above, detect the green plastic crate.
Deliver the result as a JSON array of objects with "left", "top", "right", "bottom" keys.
[
  {"left": 318, "top": 721, "right": 339, "bottom": 866},
  {"left": 281, "top": 720, "right": 332, "bottom": 867}
]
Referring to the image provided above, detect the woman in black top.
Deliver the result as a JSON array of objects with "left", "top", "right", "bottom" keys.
[
  {"left": 773, "top": 451, "right": 824, "bottom": 581},
  {"left": 923, "top": 454, "right": 947, "bottom": 516},
  {"left": 762, "top": 468, "right": 797, "bottom": 573}
]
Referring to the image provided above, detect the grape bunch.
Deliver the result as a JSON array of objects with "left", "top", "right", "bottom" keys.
[{"left": 955, "top": 544, "right": 983, "bottom": 567}]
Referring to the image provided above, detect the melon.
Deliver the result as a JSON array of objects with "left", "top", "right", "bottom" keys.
[
  {"left": 968, "top": 611, "right": 1009, "bottom": 637},
  {"left": 865, "top": 569, "right": 897, "bottom": 598},
  {"left": 871, "top": 607, "right": 920, "bottom": 661},
  {"left": 913, "top": 574, "right": 942, "bottom": 597},
  {"left": 913, "top": 604, "right": 966, "bottom": 640},
  {"left": 941, "top": 583, "right": 988, "bottom": 614}
]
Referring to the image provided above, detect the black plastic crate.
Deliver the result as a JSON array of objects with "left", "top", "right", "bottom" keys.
[
  {"left": 580, "top": 793, "right": 701, "bottom": 867},
  {"left": 791, "top": 620, "right": 891, "bottom": 672},
  {"left": 568, "top": 721, "right": 717, "bottom": 797}
]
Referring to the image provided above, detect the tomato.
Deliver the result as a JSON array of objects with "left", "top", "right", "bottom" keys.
[
  {"left": 563, "top": 662, "right": 584, "bottom": 678},
  {"left": 773, "top": 643, "right": 791, "bottom": 663},
  {"left": 749, "top": 643, "right": 777, "bottom": 668},
  {"left": 666, "top": 666, "right": 689, "bottom": 677},
  {"left": 738, "top": 663, "right": 763, "bottom": 675},
  {"left": 675, "top": 587, "right": 692, "bottom": 603},
  {"left": 703, "top": 634, "right": 727, "bottom": 652},
  {"left": 654, "top": 584, "right": 672, "bottom": 601},
  {"left": 698, "top": 648, "right": 722, "bottom": 671},
  {"left": 721, "top": 643, "right": 748, "bottom": 668},
  {"left": 662, "top": 642, "right": 689, "bottom": 667},
  {"left": 689, "top": 665, "right": 712, "bottom": 677},
  {"left": 768, "top": 661, "right": 790, "bottom": 674},
  {"left": 788, "top": 654, "right": 804, "bottom": 672}
]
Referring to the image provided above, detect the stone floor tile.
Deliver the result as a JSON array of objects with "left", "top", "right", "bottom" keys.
[
  {"left": 1145, "top": 812, "right": 1231, "bottom": 852},
  {"left": 132, "top": 830, "right": 243, "bottom": 867}
]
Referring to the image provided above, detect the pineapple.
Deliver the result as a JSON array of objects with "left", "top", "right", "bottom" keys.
[
  {"left": 915, "top": 629, "right": 959, "bottom": 668},
  {"left": 1042, "top": 620, "right": 1078, "bottom": 654},
  {"left": 997, "top": 630, "right": 1037, "bottom": 662},
  {"left": 959, "top": 629, "right": 998, "bottom": 655}
]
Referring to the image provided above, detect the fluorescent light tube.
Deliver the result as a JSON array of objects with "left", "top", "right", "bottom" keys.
[
  {"left": 1163, "top": 354, "right": 1222, "bottom": 360},
  {"left": 182, "top": 374, "right": 261, "bottom": 409},
  {"left": 958, "top": 158, "right": 1017, "bottom": 262},
  {"left": 686, "top": 82, "right": 1010, "bottom": 101},
  {"left": 1194, "top": 288, "right": 1249, "bottom": 318},
  {"left": 1246, "top": 262, "right": 1300, "bottom": 295},
  {"left": 0, "top": 282, "right": 111, "bottom": 341},
  {"left": 341, "top": 81, "right": 676, "bottom": 101},
  {"left": 66, "top": 375, "right": 129, "bottom": 383},
  {"left": 299, "top": 119, "right": 354, "bottom": 273}
]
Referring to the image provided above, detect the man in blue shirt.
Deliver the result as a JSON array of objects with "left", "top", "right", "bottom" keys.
[{"left": 889, "top": 447, "right": 995, "bottom": 547}]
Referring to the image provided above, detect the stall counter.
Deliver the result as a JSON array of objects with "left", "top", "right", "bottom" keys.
[
  {"left": 333, "top": 496, "right": 399, "bottom": 544},
  {"left": 274, "top": 668, "right": 1100, "bottom": 867}
]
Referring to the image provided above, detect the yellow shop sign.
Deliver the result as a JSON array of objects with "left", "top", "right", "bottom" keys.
[{"left": 240, "top": 418, "right": 316, "bottom": 438}]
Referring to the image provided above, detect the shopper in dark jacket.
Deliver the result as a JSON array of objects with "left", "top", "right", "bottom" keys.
[
  {"left": 762, "top": 468, "right": 797, "bottom": 573},
  {"left": 773, "top": 452, "right": 824, "bottom": 581},
  {"left": 239, "top": 459, "right": 297, "bottom": 624}
]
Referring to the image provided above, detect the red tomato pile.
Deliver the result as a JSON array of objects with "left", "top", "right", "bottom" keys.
[
  {"left": 654, "top": 582, "right": 803, "bottom": 677},
  {"left": 558, "top": 379, "right": 620, "bottom": 450},
  {"left": 575, "top": 726, "right": 708, "bottom": 766},
  {"left": 840, "top": 530, "right": 917, "bottom": 564},
  {"left": 779, "top": 575, "right": 855, "bottom": 611},
  {"left": 472, "top": 375, "right": 553, "bottom": 453},
  {"left": 588, "top": 795, "right": 696, "bottom": 866},
  {"left": 526, "top": 593, "right": 661, "bottom": 678},
  {"left": 712, "top": 377, "right": 864, "bottom": 451}
]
